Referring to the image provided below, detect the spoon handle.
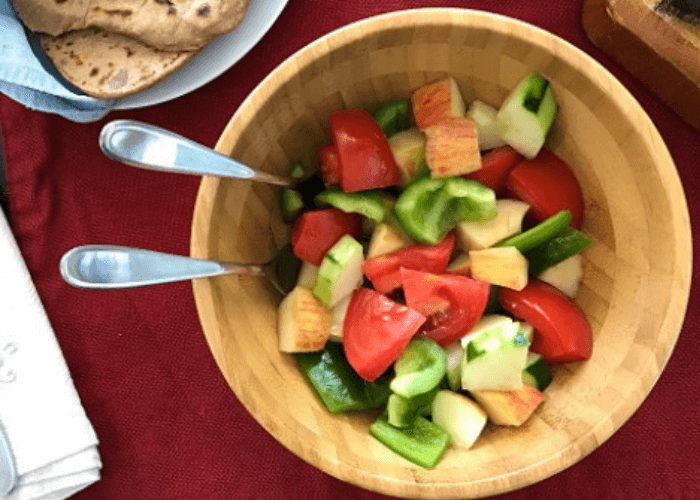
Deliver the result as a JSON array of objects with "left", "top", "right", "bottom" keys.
[
  {"left": 99, "top": 120, "right": 294, "bottom": 187},
  {"left": 60, "top": 245, "right": 265, "bottom": 289}
]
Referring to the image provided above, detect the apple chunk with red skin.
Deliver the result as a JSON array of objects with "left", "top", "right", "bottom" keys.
[
  {"left": 471, "top": 384, "right": 545, "bottom": 426},
  {"left": 424, "top": 117, "right": 482, "bottom": 178},
  {"left": 411, "top": 76, "right": 466, "bottom": 130}
]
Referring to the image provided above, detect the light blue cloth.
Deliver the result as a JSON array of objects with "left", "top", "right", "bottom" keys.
[{"left": 0, "top": 0, "right": 114, "bottom": 123}]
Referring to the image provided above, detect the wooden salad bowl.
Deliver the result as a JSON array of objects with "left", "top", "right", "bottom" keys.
[{"left": 190, "top": 9, "right": 692, "bottom": 498}]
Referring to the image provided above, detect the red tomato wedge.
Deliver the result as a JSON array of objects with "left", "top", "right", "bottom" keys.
[
  {"left": 465, "top": 145, "right": 522, "bottom": 193},
  {"left": 343, "top": 288, "right": 426, "bottom": 382},
  {"left": 318, "top": 143, "right": 341, "bottom": 187},
  {"left": 330, "top": 109, "right": 401, "bottom": 192},
  {"left": 363, "top": 232, "right": 455, "bottom": 294},
  {"left": 401, "top": 268, "right": 490, "bottom": 346},
  {"left": 499, "top": 278, "right": 593, "bottom": 363},
  {"left": 505, "top": 148, "right": 584, "bottom": 229},
  {"left": 291, "top": 208, "right": 362, "bottom": 266}
]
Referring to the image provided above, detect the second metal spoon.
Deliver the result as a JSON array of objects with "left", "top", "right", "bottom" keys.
[{"left": 59, "top": 245, "right": 301, "bottom": 293}]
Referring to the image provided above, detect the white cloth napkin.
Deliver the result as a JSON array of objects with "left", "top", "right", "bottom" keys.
[
  {"left": 0, "top": 0, "right": 114, "bottom": 122},
  {"left": 0, "top": 210, "right": 101, "bottom": 500}
]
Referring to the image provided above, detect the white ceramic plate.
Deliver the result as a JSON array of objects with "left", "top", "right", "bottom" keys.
[{"left": 114, "top": 0, "right": 289, "bottom": 109}]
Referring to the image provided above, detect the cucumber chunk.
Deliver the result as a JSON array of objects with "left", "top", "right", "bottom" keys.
[
  {"left": 522, "top": 352, "right": 553, "bottom": 391},
  {"left": 461, "top": 317, "right": 530, "bottom": 391},
  {"left": 496, "top": 73, "right": 558, "bottom": 159},
  {"left": 312, "top": 235, "right": 364, "bottom": 308}
]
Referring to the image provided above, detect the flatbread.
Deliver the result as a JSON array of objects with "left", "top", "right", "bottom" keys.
[
  {"left": 41, "top": 28, "right": 197, "bottom": 99},
  {"left": 13, "top": 0, "right": 250, "bottom": 51}
]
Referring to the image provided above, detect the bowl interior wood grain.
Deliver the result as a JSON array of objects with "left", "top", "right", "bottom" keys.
[{"left": 190, "top": 9, "right": 691, "bottom": 498}]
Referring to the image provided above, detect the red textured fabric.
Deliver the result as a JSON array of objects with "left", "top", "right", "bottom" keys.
[{"left": 1, "top": 1, "right": 699, "bottom": 499}]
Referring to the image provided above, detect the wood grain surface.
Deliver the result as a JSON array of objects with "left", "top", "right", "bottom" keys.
[
  {"left": 583, "top": 0, "right": 700, "bottom": 132},
  {"left": 189, "top": 9, "right": 692, "bottom": 498}
]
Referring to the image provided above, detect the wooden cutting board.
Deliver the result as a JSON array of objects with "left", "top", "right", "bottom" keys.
[{"left": 583, "top": 0, "right": 700, "bottom": 132}]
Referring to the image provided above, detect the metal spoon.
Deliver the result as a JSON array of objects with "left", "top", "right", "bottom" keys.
[
  {"left": 59, "top": 244, "right": 301, "bottom": 293},
  {"left": 99, "top": 119, "right": 297, "bottom": 186},
  {"left": 0, "top": 422, "right": 16, "bottom": 496}
]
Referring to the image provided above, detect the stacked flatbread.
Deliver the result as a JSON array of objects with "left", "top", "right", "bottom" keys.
[{"left": 12, "top": 0, "right": 250, "bottom": 98}]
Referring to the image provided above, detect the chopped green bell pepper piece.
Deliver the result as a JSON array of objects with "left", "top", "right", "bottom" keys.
[
  {"left": 391, "top": 337, "right": 447, "bottom": 398},
  {"left": 295, "top": 342, "right": 391, "bottom": 413},
  {"left": 497, "top": 210, "right": 571, "bottom": 253},
  {"left": 289, "top": 163, "right": 305, "bottom": 179},
  {"left": 374, "top": 99, "right": 410, "bottom": 138},
  {"left": 281, "top": 164, "right": 307, "bottom": 222},
  {"left": 387, "top": 386, "right": 439, "bottom": 428},
  {"left": 369, "top": 413, "right": 451, "bottom": 469},
  {"left": 393, "top": 177, "right": 497, "bottom": 245},
  {"left": 282, "top": 190, "right": 304, "bottom": 222},
  {"left": 525, "top": 226, "right": 593, "bottom": 276},
  {"left": 314, "top": 188, "right": 387, "bottom": 222}
]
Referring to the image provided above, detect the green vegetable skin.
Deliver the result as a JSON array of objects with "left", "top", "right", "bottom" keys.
[
  {"left": 387, "top": 387, "right": 439, "bottom": 428},
  {"left": 281, "top": 164, "right": 306, "bottom": 222},
  {"left": 295, "top": 342, "right": 391, "bottom": 413},
  {"left": 393, "top": 177, "right": 497, "bottom": 245},
  {"left": 497, "top": 209, "right": 571, "bottom": 253},
  {"left": 525, "top": 226, "right": 592, "bottom": 276},
  {"left": 370, "top": 413, "right": 451, "bottom": 469},
  {"left": 314, "top": 189, "right": 387, "bottom": 222},
  {"left": 391, "top": 337, "right": 447, "bottom": 398},
  {"left": 373, "top": 100, "right": 410, "bottom": 138}
]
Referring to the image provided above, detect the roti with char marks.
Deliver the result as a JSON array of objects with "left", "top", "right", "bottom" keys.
[{"left": 12, "top": 0, "right": 249, "bottom": 51}]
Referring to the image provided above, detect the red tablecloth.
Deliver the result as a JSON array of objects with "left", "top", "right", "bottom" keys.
[{"left": 1, "top": 1, "right": 699, "bottom": 498}]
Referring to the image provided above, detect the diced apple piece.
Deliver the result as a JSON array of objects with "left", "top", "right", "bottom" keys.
[
  {"left": 424, "top": 117, "right": 481, "bottom": 178},
  {"left": 388, "top": 128, "right": 426, "bottom": 184},
  {"left": 456, "top": 199, "right": 530, "bottom": 251},
  {"left": 432, "top": 390, "right": 488, "bottom": 449},
  {"left": 538, "top": 254, "right": 584, "bottom": 298},
  {"left": 469, "top": 246, "right": 528, "bottom": 291},
  {"left": 471, "top": 385, "right": 545, "bottom": 426},
  {"left": 411, "top": 76, "right": 466, "bottom": 130},
  {"left": 328, "top": 294, "right": 352, "bottom": 342},
  {"left": 367, "top": 223, "right": 410, "bottom": 259},
  {"left": 296, "top": 261, "right": 319, "bottom": 289},
  {"left": 446, "top": 253, "right": 471, "bottom": 276},
  {"left": 466, "top": 100, "right": 507, "bottom": 151},
  {"left": 278, "top": 286, "right": 331, "bottom": 353}
]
